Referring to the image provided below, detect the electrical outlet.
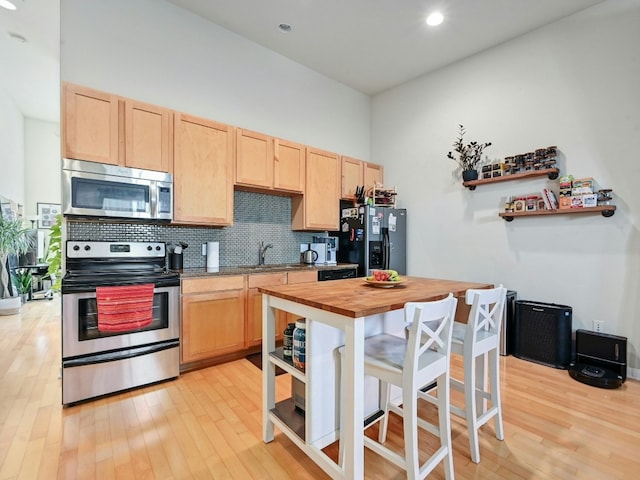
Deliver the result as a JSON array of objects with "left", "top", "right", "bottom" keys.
[{"left": 593, "top": 320, "right": 604, "bottom": 333}]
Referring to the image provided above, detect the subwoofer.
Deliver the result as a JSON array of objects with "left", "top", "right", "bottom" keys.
[{"left": 568, "top": 329, "right": 627, "bottom": 389}]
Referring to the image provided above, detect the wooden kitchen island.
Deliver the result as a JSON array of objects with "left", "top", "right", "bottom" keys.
[{"left": 259, "top": 276, "right": 492, "bottom": 479}]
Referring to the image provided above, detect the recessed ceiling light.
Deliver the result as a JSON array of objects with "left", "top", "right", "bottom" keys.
[
  {"left": 426, "top": 12, "right": 444, "bottom": 27},
  {"left": 8, "top": 31, "right": 27, "bottom": 43},
  {"left": 278, "top": 23, "right": 292, "bottom": 33},
  {"left": 0, "top": 0, "right": 17, "bottom": 11}
]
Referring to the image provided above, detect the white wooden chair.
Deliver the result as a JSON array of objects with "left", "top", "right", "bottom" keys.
[
  {"left": 344, "top": 293, "right": 458, "bottom": 480},
  {"left": 422, "top": 285, "right": 506, "bottom": 464}
]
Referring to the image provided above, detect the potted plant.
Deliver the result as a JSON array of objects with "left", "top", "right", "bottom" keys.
[
  {"left": 44, "top": 214, "right": 62, "bottom": 294},
  {"left": 0, "top": 217, "right": 33, "bottom": 315},
  {"left": 13, "top": 268, "right": 32, "bottom": 304},
  {"left": 447, "top": 124, "right": 492, "bottom": 182}
]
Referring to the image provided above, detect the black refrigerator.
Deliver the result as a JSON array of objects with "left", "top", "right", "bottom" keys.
[{"left": 334, "top": 202, "right": 407, "bottom": 277}]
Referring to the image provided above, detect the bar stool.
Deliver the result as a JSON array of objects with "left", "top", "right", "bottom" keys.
[
  {"left": 341, "top": 293, "right": 457, "bottom": 480},
  {"left": 423, "top": 286, "right": 506, "bottom": 464}
]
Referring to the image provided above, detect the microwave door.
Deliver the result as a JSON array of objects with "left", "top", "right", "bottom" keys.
[{"left": 64, "top": 172, "right": 153, "bottom": 219}]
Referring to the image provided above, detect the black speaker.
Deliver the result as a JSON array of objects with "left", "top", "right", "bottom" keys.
[
  {"left": 513, "top": 300, "right": 572, "bottom": 369},
  {"left": 568, "top": 329, "right": 627, "bottom": 389}
]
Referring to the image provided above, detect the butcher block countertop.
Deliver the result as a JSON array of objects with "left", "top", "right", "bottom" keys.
[{"left": 258, "top": 276, "right": 493, "bottom": 318}]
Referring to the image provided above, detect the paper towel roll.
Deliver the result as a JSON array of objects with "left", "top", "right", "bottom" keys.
[{"left": 206, "top": 241, "right": 219, "bottom": 272}]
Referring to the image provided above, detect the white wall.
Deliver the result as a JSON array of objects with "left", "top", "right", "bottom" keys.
[
  {"left": 24, "top": 118, "right": 61, "bottom": 220},
  {"left": 372, "top": 0, "right": 640, "bottom": 373},
  {"left": 60, "top": 0, "right": 370, "bottom": 160},
  {"left": 0, "top": 89, "right": 25, "bottom": 204}
]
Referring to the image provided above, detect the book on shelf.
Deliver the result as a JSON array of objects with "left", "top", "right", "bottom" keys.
[{"left": 541, "top": 188, "right": 559, "bottom": 210}]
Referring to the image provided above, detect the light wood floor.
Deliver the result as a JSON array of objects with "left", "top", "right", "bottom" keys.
[{"left": 1, "top": 299, "right": 639, "bottom": 479}]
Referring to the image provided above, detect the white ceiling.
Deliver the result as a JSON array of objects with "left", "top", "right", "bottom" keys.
[
  {"left": 0, "top": 0, "right": 59, "bottom": 123},
  {"left": 0, "top": 0, "right": 604, "bottom": 123}
]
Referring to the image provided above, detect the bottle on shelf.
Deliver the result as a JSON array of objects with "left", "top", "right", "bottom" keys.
[{"left": 293, "top": 320, "right": 306, "bottom": 371}]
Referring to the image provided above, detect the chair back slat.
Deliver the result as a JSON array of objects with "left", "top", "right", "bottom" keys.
[
  {"left": 465, "top": 285, "right": 507, "bottom": 345},
  {"left": 404, "top": 294, "right": 458, "bottom": 375}
]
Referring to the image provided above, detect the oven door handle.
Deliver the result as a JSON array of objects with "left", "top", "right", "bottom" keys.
[{"left": 63, "top": 339, "right": 179, "bottom": 368}]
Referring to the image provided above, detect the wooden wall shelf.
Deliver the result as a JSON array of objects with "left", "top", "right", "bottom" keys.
[
  {"left": 499, "top": 205, "right": 616, "bottom": 222},
  {"left": 464, "top": 168, "right": 559, "bottom": 190}
]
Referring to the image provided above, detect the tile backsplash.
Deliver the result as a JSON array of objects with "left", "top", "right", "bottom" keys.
[{"left": 67, "top": 191, "right": 320, "bottom": 268}]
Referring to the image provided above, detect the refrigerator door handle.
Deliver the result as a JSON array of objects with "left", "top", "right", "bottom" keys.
[{"left": 382, "top": 228, "right": 390, "bottom": 270}]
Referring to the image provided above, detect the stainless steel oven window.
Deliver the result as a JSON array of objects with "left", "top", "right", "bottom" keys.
[
  {"left": 62, "top": 285, "right": 179, "bottom": 358},
  {"left": 76, "top": 290, "right": 169, "bottom": 341}
]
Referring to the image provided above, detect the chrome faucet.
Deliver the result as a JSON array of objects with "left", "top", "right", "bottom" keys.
[{"left": 258, "top": 241, "right": 273, "bottom": 265}]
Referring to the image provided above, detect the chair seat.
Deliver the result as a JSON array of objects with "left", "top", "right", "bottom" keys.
[
  {"left": 452, "top": 322, "right": 498, "bottom": 352},
  {"left": 364, "top": 333, "right": 446, "bottom": 374}
]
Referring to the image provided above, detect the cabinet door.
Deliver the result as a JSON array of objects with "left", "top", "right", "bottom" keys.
[
  {"left": 235, "top": 128, "right": 274, "bottom": 189},
  {"left": 62, "top": 83, "right": 119, "bottom": 165},
  {"left": 274, "top": 138, "right": 305, "bottom": 193},
  {"left": 364, "top": 162, "right": 384, "bottom": 190},
  {"left": 246, "top": 273, "right": 286, "bottom": 347},
  {"left": 181, "top": 276, "right": 245, "bottom": 363},
  {"left": 283, "top": 270, "right": 318, "bottom": 326},
  {"left": 173, "top": 113, "right": 234, "bottom": 225},
  {"left": 341, "top": 156, "right": 364, "bottom": 200},
  {"left": 292, "top": 147, "right": 340, "bottom": 231},
  {"left": 124, "top": 100, "right": 172, "bottom": 173}
]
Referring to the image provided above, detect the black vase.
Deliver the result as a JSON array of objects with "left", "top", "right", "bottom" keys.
[{"left": 462, "top": 169, "right": 478, "bottom": 182}]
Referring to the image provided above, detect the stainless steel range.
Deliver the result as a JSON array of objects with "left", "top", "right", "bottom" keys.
[{"left": 61, "top": 241, "right": 180, "bottom": 405}]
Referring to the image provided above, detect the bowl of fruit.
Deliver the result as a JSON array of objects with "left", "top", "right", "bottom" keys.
[{"left": 364, "top": 270, "right": 405, "bottom": 288}]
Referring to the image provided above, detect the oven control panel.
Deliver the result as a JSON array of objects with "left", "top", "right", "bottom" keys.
[{"left": 66, "top": 241, "right": 166, "bottom": 258}]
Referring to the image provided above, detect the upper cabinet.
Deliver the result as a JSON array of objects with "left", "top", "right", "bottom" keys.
[
  {"left": 341, "top": 156, "right": 384, "bottom": 201},
  {"left": 62, "top": 83, "right": 119, "bottom": 165},
  {"left": 62, "top": 83, "right": 172, "bottom": 173},
  {"left": 123, "top": 100, "right": 172, "bottom": 172},
  {"left": 235, "top": 128, "right": 274, "bottom": 189},
  {"left": 292, "top": 147, "right": 340, "bottom": 231},
  {"left": 274, "top": 138, "right": 305, "bottom": 193},
  {"left": 173, "top": 113, "right": 234, "bottom": 226},
  {"left": 364, "top": 162, "right": 384, "bottom": 191},
  {"left": 341, "top": 156, "right": 364, "bottom": 200},
  {"left": 235, "top": 130, "right": 305, "bottom": 194}
]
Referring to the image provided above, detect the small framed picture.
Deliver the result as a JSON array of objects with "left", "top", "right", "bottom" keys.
[{"left": 37, "top": 203, "right": 61, "bottom": 229}]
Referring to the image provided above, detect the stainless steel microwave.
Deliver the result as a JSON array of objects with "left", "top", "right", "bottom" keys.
[{"left": 62, "top": 159, "right": 173, "bottom": 221}]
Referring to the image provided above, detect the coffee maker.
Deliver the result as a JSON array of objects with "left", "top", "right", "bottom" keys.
[{"left": 312, "top": 236, "right": 338, "bottom": 265}]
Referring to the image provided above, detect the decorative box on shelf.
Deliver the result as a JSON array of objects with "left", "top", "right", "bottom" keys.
[{"left": 368, "top": 184, "right": 397, "bottom": 207}]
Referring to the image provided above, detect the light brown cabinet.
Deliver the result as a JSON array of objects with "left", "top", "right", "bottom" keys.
[
  {"left": 280, "top": 270, "right": 318, "bottom": 326},
  {"left": 62, "top": 83, "right": 119, "bottom": 165},
  {"left": 274, "top": 138, "right": 305, "bottom": 193},
  {"left": 235, "top": 130, "right": 305, "bottom": 194},
  {"left": 292, "top": 147, "right": 341, "bottom": 231},
  {"left": 181, "top": 276, "right": 246, "bottom": 363},
  {"left": 123, "top": 100, "right": 172, "bottom": 172},
  {"left": 341, "top": 156, "right": 384, "bottom": 201},
  {"left": 173, "top": 113, "right": 234, "bottom": 226},
  {"left": 341, "top": 156, "right": 364, "bottom": 200},
  {"left": 246, "top": 273, "right": 287, "bottom": 347},
  {"left": 364, "top": 162, "right": 384, "bottom": 190},
  {"left": 235, "top": 128, "right": 274, "bottom": 189},
  {"left": 62, "top": 83, "right": 172, "bottom": 172},
  {"left": 246, "top": 270, "right": 318, "bottom": 347}
]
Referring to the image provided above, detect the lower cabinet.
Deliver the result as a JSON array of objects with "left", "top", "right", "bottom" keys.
[
  {"left": 181, "top": 270, "right": 319, "bottom": 366},
  {"left": 181, "top": 276, "right": 245, "bottom": 363},
  {"left": 281, "top": 270, "right": 318, "bottom": 326},
  {"left": 246, "top": 273, "right": 286, "bottom": 347},
  {"left": 245, "top": 270, "right": 318, "bottom": 347}
]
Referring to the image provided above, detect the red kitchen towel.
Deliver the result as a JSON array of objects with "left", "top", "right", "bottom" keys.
[{"left": 96, "top": 284, "right": 155, "bottom": 332}]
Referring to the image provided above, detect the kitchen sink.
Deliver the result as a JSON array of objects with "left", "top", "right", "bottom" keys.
[{"left": 236, "top": 264, "right": 302, "bottom": 271}]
